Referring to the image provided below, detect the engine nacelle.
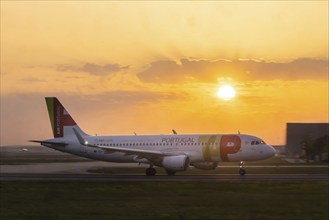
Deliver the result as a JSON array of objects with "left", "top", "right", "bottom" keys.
[
  {"left": 162, "top": 155, "right": 189, "bottom": 171},
  {"left": 193, "top": 162, "right": 218, "bottom": 170}
]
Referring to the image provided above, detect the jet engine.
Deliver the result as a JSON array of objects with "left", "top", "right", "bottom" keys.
[
  {"left": 162, "top": 155, "right": 189, "bottom": 171},
  {"left": 192, "top": 162, "right": 218, "bottom": 170}
]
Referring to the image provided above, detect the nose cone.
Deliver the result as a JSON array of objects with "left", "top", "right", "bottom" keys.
[{"left": 265, "top": 145, "right": 276, "bottom": 158}]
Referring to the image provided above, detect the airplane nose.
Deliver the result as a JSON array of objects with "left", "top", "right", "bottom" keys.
[{"left": 267, "top": 145, "right": 276, "bottom": 158}]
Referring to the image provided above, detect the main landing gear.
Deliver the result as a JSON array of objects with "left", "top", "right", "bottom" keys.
[
  {"left": 239, "top": 161, "right": 246, "bottom": 176},
  {"left": 145, "top": 166, "right": 177, "bottom": 176},
  {"left": 145, "top": 166, "right": 156, "bottom": 176}
]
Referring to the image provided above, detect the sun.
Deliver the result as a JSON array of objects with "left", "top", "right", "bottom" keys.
[{"left": 216, "top": 84, "right": 236, "bottom": 100}]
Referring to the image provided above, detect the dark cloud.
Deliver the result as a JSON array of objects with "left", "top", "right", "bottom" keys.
[
  {"left": 57, "top": 63, "right": 129, "bottom": 76},
  {"left": 137, "top": 59, "right": 223, "bottom": 83},
  {"left": 240, "top": 58, "right": 328, "bottom": 80},
  {"left": 137, "top": 58, "right": 328, "bottom": 83}
]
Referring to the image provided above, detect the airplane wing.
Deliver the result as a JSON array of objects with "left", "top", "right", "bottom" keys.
[
  {"left": 96, "top": 145, "right": 170, "bottom": 161},
  {"left": 72, "top": 128, "right": 176, "bottom": 162}
]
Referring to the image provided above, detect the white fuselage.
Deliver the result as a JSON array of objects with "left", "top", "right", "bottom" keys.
[{"left": 46, "top": 133, "right": 276, "bottom": 164}]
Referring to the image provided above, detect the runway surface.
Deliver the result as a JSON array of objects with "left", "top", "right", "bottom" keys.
[
  {"left": 1, "top": 173, "right": 328, "bottom": 182},
  {"left": 1, "top": 150, "right": 328, "bottom": 183}
]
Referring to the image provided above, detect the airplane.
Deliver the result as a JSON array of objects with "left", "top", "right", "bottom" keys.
[{"left": 31, "top": 97, "right": 276, "bottom": 176}]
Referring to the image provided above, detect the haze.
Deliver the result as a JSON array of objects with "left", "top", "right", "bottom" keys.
[{"left": 1, "top": 1, "right": 328, "bottom": 145}]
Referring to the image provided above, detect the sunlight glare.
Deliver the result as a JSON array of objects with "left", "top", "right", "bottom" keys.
[{"left": 217, "top": 84, "right": 236, "bottom": 100}]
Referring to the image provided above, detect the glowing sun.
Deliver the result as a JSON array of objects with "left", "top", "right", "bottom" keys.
[{"left": 217, "top": 84, "right": 236, "bottom": 100}]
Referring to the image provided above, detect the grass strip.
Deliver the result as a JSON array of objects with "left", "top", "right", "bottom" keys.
[{"left": 1, "top": 181, "right": 328, "bottom": 220}]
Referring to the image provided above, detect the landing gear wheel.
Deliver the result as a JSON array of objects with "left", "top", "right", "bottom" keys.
[
  {"left": 166, "top": 170, "right": 176, "bottom": 176},
  {"left": 239, "top": 161, "right": 246, "bottom": 176},
  {"left": 145, "top": 167, "right": 156, "bottom": 176}
]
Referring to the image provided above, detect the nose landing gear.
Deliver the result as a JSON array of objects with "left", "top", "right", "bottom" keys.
[{"left": 239, "top": 161, "right": 246, "bottom": 176}]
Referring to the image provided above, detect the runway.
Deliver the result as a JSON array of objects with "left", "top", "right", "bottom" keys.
[
  {"left": 1, "top": 173, "right": 328, "bottom": 182},
  {"left": 1, "top": 149, "right": 328, "bottom": 183}
]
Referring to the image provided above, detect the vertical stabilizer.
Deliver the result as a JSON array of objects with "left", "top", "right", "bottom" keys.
[{"left": 45, "top": 97, "right": 88, "bottom": 138}]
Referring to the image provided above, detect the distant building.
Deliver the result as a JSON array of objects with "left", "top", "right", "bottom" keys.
[
  {"left": 285, "top": 123, "right": 329, "bottom": 157},
  {"left": 272, "top": 145, "right": 285, "bottom": 155}
]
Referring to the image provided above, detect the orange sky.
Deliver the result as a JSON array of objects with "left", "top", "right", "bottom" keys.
[{"left": 1, "top": 1, "right": 328, "bottom": 145}]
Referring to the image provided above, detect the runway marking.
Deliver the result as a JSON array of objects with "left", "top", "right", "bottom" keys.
[{"left": 1, "top": 173, "right": 328, "bottom": 183}]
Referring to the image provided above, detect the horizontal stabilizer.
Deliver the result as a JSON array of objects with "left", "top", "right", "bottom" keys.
[{"left": 29, "top": 140, "right": 68, "bottom": 147}]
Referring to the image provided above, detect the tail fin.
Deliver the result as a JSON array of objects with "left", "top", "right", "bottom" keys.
[{"left": 45, "top": 97, "right": 88, "bottom": 138}]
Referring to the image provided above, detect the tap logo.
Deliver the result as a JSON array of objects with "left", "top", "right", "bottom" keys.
[
  {"left": 46, "top": 97, "right": 76, "bottom": 138},
  {"left": 220, "top": 135, "right": 241, "bottom": 161}
]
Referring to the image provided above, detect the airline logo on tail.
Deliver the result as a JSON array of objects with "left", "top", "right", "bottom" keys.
[{"left": 46, "top": 97, "right": 76, "bottom": 138}]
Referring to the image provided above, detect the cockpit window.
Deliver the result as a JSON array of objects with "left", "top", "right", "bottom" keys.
[{"left": 251, "top": 140, "right": 266, "bottom": 145}]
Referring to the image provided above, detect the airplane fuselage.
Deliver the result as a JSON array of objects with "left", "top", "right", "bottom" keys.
[{"left": 46, "top": 133, "right": 275, "bottom": 164}]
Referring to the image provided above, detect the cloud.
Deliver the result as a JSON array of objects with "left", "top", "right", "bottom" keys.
[
  {"left": 57, "top": 62, "right": 129, "bottom": 76},
  {"left": 243, "top": 58, "right": 328, "bottom": 80},
  {"left": 0, "top": 90, "right": 188, "bottom": 145},
  {"left": 137, "top": 58, "right": 328, "bottom": 83},
  {"left": 91, "top": 90, "right": 188, "bottom": 106},
  {"left": 21, "top": 77, "right": 46, "bottom": 83},
  {"left": 137, "top": 59, "right": 222, "bottom": 83}
]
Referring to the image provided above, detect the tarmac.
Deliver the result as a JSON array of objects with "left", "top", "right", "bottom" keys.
[
  {"left": 1, "top": 172, "right": 328, "bottom": 182},
  {"left": 1, "top": 146, "right": 328, "bottom": 183},
  {"left": 1, "top": 161, "right": 328, "bottom": 182}
]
